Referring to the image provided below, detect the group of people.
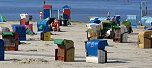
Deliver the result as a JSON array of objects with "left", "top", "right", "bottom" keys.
[
  {"left": 106, "top": 12, "right": 133, "bottom": 33},
  {"left": 106, "top": 11, "right": 121, "bottom": 26},
  {"left": 110, "top": 16, "right": 121, "bottom": 26},
  {"left": 49, "top": 16, "right": 71, "bottom": 32}
]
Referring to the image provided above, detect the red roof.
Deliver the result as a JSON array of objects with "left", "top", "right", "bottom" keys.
[{"left": 43, "top": 5, "right": 52, "bottom": 9}]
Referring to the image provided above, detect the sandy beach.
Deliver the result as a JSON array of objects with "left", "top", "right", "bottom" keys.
[{"left": 0, "top": 21, "right": 152, "bottom": 68}]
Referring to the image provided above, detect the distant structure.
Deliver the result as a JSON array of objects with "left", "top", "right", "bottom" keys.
[
  {"left": 124, "top": 0, "right": 129, "bottom": 5},
  {"left": 126, "top": 0, "right": 129, "bottom": 4},
  {"left": 140, "top": 1, "right": 147, "bottom": 17},
  {"left": 126, "top": 0, "right": 129, "bottom": 3},
  {"left": 107, "top": 11, "right": 110, "bottom": 17},
  {"left": 44, "top": 0, "right": 46, "bottom": 5}
]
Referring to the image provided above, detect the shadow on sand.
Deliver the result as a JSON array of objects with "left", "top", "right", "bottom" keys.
[
  {"left": 106, "top": 45, "right": 114, "bottom": 47},
  {"left": 59, "top": 30, "right": 67, "bottom": 32},
  {"left": 74, "top": 60, "right": 86, "bottom": 62},
  {"left": 107, "top": 60, "right": 128, "bottom": 63},
  {"left": 4, "top": 59, "right": 21, "bottom": 61},
  {"left": 107, "top": 58, "right": 130, "bottom": 63},
  {"left": 129, "top": 33, "right": 139, "bottom": 35}
]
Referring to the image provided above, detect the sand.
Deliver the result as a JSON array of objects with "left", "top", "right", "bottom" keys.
[{"left": 0, "top": 21, "right": 152, "bottom": 68}]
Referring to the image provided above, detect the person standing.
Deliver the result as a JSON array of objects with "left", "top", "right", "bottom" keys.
[
  {"left": 111, "top": 16, "right": 116, "bottom": 25},
  {"left": 112, "top": 16, "right": 115, "bottom": 22},
  {"left": 60, "top": 16, "right": 64, "bottom": 26},
  {"left": 115, "top": 16, "right": 121, "bottom": 26},
  {"left": 39, "top": 11, "right": 43, "bottom": 20}
]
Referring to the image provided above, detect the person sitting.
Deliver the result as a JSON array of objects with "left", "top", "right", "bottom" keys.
[
  {"left": 60, "top": 16, "right": 64, "bottom": 25},
  {"left": 50, "top": 19, "right": 60, "bottom": 32},
  {"left": 123, "top": 20, "right": 133, "bottom": 33}
]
